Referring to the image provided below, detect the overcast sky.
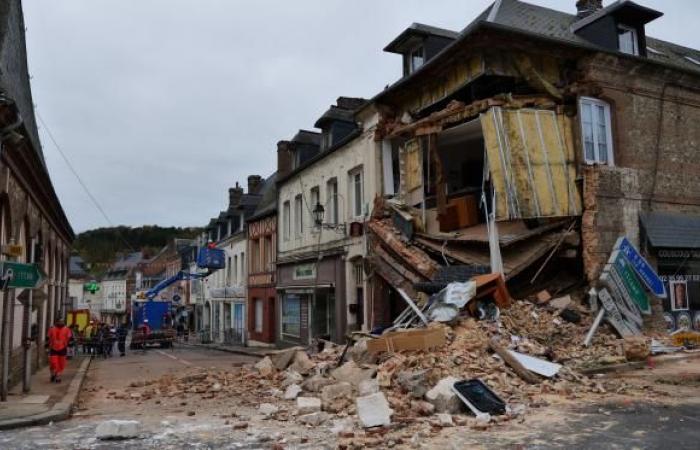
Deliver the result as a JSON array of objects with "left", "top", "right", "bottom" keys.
[{"left": 24, "top": 0, "right": 699, "bottom": 233}]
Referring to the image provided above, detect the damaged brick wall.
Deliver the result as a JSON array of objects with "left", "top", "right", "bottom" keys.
[{"left": 580, "top": 54, "right": 700, "bottom": 281}]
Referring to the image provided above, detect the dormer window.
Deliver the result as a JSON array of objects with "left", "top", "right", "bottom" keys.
[
  {"left": 617, "top": 25, "right": 638, "bottom": 55},
  {"left": 409, "top": 46, "right": 425, "bottom": 74}
]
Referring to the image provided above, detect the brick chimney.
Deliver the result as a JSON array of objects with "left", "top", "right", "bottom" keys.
[
  {"left": 277, "top": 140, "right": 294, "bottom": 179},
  {"left": 576, "top": 0, "right": 603, "bottom": 18},
  {"left": 228, "top": 182, "right": 244, "bottom": 208},
  {"left": 247, "top": 175, "right": 263, "bottom": 194}
]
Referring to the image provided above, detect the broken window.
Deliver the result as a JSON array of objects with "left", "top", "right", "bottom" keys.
[
  {"left": 580, "top": 97, "right": 614, "bottom": 165},
  {"left": 310, "top": 186, "right": 320, "bottom": 225}
]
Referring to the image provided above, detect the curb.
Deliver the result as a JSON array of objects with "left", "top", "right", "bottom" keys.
[
  {"left": 178, "top": 341, "right": 269, "bottom": 358},
  {"left": 0, "top": 356, "right": 92, "bottom": 430},
  {"left": 580, "top": 350, "right": 700, "bottom": 375}
]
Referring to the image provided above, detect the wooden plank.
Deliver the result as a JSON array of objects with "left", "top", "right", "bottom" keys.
[
  {"left": 489, "top": 338, "right": 540, "bottom": 384},
  {"left": 366, "top": 327, "right": 446, "bottom": 354}
]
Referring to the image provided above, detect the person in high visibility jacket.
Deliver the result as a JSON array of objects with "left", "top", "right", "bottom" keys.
[{"left": 47, "top": 318, "right": 72, "bottom": 383}]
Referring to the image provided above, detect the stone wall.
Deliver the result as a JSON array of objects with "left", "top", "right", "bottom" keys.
[{"left": 579, "top": 54, "right": 700, "bottom": 281}]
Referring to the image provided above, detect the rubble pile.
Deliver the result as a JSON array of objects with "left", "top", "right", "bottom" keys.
[{"left": 107, "top": 295, "right": 659, "bottom": 446}]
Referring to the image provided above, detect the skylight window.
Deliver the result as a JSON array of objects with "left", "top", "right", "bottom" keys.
[
  {"left": 646, "top": 46, "right": 664, "bottom": 55},
  {"left": 684, "top": 55, "right": 700, "bottom": 66}
]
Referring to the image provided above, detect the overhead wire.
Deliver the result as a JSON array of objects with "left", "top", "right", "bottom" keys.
[{"left": 36, "top": 109, "right": 137, "bottom": 253}]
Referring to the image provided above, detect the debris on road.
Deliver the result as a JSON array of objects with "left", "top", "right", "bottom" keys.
[{"left": 95, "top": 420, "right": 141, "bottom": 440}]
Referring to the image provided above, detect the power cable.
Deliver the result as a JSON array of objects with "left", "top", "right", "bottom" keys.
[{"left": 36, "top": 109, "right": 137, "bottom": 253}]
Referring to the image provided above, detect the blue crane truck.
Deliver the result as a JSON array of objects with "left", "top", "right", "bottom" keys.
[{"left": 130, "top": 245, "right": 225, "bottom": 349}]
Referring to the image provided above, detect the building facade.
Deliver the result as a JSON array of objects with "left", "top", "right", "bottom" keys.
[
  {"left": 275, "top": 98, "right": 382, "bottom": 346},
  {"left": 197, "top": 176, "right": 266, "bottom": 344},
  {"left": 246, "top": 172, "right": 277, "bottom": 346},
  {"left": 0, "top": 0, "right": 74, "bottom": 397}
]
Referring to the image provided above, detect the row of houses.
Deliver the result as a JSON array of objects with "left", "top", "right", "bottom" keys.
[
  {"left": 175, "top": 0, "right": 700, "bottom": 347},
  {"left": 68, "top": 0, "right": 700, "bottom": 347}
]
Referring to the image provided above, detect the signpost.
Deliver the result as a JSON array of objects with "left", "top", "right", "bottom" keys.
[
  {"left": 0, "top": 262, "right": 45, "bottom": 289},
  {"left": 616, "top": 237, "right": 667, "bottom": 298}
]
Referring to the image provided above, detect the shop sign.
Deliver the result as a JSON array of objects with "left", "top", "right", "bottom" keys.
[{"left": 293, "top": 263, "right": 316, "bottom": 280}]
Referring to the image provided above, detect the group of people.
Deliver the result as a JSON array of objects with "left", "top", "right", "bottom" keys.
[
  {"left": 80, "top": 321, "right": 129, "bottom": 358},
  {"left": 46, "top": 318, "right": 129, "bottom": 383}
]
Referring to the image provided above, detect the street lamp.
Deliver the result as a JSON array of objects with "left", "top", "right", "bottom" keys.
[
  {"left": 313, "top": 202, "right": 325, "bottom": 226},
  {"left": 313, "top": 202, "right": 346, "bottom": 234}
]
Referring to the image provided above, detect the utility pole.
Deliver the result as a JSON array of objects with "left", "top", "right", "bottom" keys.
[
  {"left": 0, "top": 238, "right": 15, "bottom": 401},
  {"left": 22, "top": 237, "right": 36, "bottom": 393}
]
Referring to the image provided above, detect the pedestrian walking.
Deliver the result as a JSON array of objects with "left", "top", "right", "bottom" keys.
[
  {"left": 84, "top": 321, "right": 96, "bottom": 355},
  {"left": 117, "top": 322, "right": 128, "bottom": 357},
  {"left": 47, "top": 318, "right": 72, "bottom": 383}
]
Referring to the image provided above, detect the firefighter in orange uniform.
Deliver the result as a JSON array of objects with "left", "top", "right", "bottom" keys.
[{"left": 47, "top": 318, "right": 72, "bottom": 383}]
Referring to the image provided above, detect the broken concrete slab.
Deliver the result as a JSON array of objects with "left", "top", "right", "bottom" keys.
[
  {"left": 330, "top": 361, "right": 376, "bottom": 388},
  {"left": 258, "top": 403, "right": 279, "bottom": 417},
  {"left": 302, "top": 374, "right": 335, "bottom": 393},
  {"left": 410, "top": 400, "right": 435, "bottom": 416},
  {"left": 284, "top": 384, "right": 302, "bottom": 400},
  {"left": 296, "top": 397, "right": 322, "bottom": 414},
  {"left": 321, "top": 382, "right": 354, "bottom": 413},
  {"left": 358, "top": 378, "right": 379, "bottom": 396},
  {"left": 356, "top": 392, "right": 393, "bottom": 428},
  {"left": 289, "top": 351, "right": 315, "bottom": 375},
  {"left": 425, "top": 376, "right": 462, "bottom": 414},
  {"left": 254, "top": 357, "right": 275, "bottom": 376},
  {"left": 435, "top": 413, "right": 454, "bottom": 427},
  {"left": 96, "top": 420, "right": 140, "bottom": 440},
  {"left": 396, "top": 369, "right": 430, "bottom": 399},
  {"left": 281, "top": 370, "right": 303, "bottom": 388},
  {"left": 298, "top": 411, "right": 330, "bottom": 426},
  {"left": 268, "top": 346, "right": 305, "bottom": 370}
]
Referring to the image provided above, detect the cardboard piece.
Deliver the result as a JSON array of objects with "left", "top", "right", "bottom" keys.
[{"left": 367, "top": 328, "right": 446, "bottom": 354}]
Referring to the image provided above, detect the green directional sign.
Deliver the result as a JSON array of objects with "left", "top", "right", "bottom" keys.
[
  {"left": 0, "top": 261, "right": 46, "bottom": 289},
  {"left": 612, "top": 252, "right": 651, "bottom": 315}
]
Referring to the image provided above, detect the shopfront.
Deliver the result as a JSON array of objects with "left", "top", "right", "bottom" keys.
[
  {"left": 641, "top": 212, "right": 700, "bottom": 332},
  {"left": 276, "top": 256, "right": 346, "bottom": 346}
]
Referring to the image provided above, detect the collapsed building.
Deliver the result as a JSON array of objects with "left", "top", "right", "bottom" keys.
[{"left": 365, "top": 0, "right": 700, "bottom": 331}]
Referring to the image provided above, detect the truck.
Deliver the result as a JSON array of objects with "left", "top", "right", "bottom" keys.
[
  {"left": 129, "top": 245, "right": 226, "bottom": 349},
  {"left": 130, "top": 300, "right": 175, "bottom": 349}
]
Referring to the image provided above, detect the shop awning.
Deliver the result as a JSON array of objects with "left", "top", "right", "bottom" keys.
[
  {"left": 481, "top": 107, "right": 581, "bottom": 221},
  {"left": 641, "top": 212, "right": 700, "bottom": 248}
]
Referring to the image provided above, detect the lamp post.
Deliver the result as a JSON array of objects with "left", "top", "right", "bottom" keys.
[{"left": 312, "top": 202, "right": 346, "bottom": 234}]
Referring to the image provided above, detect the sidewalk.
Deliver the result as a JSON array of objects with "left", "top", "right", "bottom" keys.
[
  {"left": 179, "top": 340, "right": 271, "bottom": 358},
  {"left": 0, "top": 355, "right": 91, "bottom": 430}
]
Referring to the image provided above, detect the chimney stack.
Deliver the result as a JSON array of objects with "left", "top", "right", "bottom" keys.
[
  {"left": 248, "top": 175, "right": 263, "bottom": 194},
  {"left": 229, "top": 182, "right": 244, "bottom": 208},
  {"left": 576, "top": 0, "right": 603, "bottom": 18},
  {"left": 277, "top": 140, "right": 294, "bottom": 179}
]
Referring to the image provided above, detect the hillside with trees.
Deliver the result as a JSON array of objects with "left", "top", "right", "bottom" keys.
[{"left": 73, "top": 225, "right": 202, "bottom": 269}]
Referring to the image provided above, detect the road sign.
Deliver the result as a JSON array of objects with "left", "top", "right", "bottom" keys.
[
  {"left": 616, "top": 237, "right": 667, "bottom": 298},
  {"left": 612, "top": 251, "right": 651, "bottom": 314},
  {"left": 0, "top": 262, "right": 45, "bottom": 289},
  {"left": 172, "top": 294, "right": 181, "bottom": 303}
]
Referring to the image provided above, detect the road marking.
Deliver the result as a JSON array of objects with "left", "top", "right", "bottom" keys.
[{"left": 156, "top": 350, "right": 193, "bottom": 366}]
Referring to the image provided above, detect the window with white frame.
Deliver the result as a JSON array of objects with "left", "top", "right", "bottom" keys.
[
  {"left": 282, "top": 201, "right": 291, "bottom": 241},
  {"left": 349, "top": 168, "right": 364, "bottom": 218},
  {"left": 617, "top": 25, "right": 638, "bottom": 56},
  {"left": 326, "top": 178, "right": 338, "bottom": 224},
  {"left": 254, "top": 298, "right": 263, "bottom": 333},
  {"left": 294, "top": 194, "right": 303, "bottom": 237},
  {"left": 409, "top": 46, "right": 425, "bottom": 74},
  {"left": 580, "top": 97, "right": 614, "bottom": 165}
]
